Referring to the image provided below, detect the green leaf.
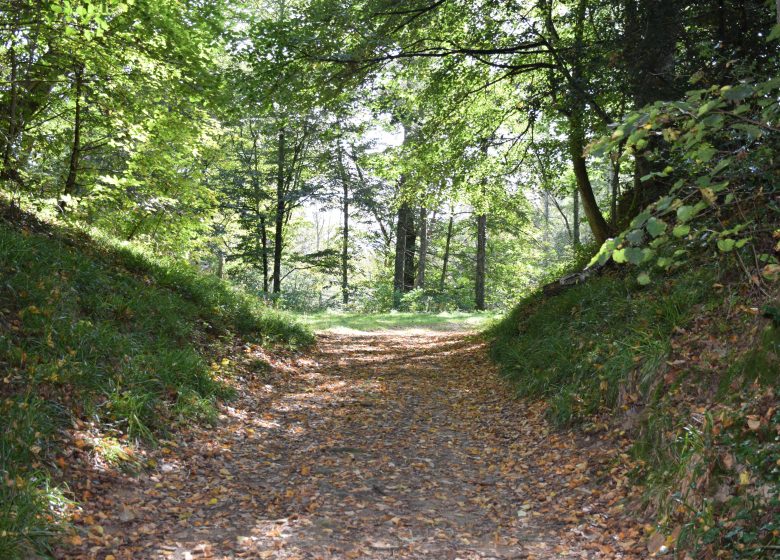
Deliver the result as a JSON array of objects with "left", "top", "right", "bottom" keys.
[
  {"left": 630, "top": 211, "right": 651, "bottom": 229},
  {"left": 613, "top": 248, "right": 627, "bottom": 264},
  {"left": 646, "top": 217, "right": 667, "bottom": 238},
  {"left": 677, "top": 205, "right": 695, "bottom": 222},
  {"left": 637, "top": 272, "right": 652, "bottom": 286},
  {"left": 711, "top": 158, "right": 731, "bottom": 176},
  {"left": 697, "top": 99, "right": 722, "bottom": 116},
  {"left": 717, "top": 238, "right": 736, "bottom": 252},
  {"left": 625, "top": 247, "right": 647, "bottom": 265},
  {"left": 649, "top": 237, "right": 666, "bottom": 249},
  {"left": 721, "top": 84, "right": 754, "bottom": 101},
  {"left": 592, "top": 239, "right": 618, "bottom": 267},
  {"left": 656, "top": 196, "right": 673, "bottom": 212},
  {"left": 673, "top": 225, "right": 691, "bottom": 237},
  {"left": 695, "top": 145, "right": 717, "bottom": 163},
  {"left": 626, "top": 229, "right": 645, "bottom": 245},
  {"left": 657, "top": 257, "right": 673, "bottom": 269},
  {"left": 710, "top": 181, "right": 729, "bottom": 193},
  {"left": 731, "top": 123, "right": 763, "bottom": 139}
]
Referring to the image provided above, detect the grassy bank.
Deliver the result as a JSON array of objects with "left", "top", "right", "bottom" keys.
[
  {"left": 0, "top": 217, "right": 311, "bottom": 557},
  {"left": 486, "top": 268, "right": 779, "bottom": 557}
]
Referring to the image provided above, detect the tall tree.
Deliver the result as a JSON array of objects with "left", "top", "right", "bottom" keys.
[
  {"left": 475, "top": 211, "right": 487, "bottom": 310},
  {"left": 393, "top": 198, "right": 410, "bottom": 308},
  {"left": 415, "top": 207, "right": 428, "bottom": 289},
  {"left": 337, "top": 143, "right": 350, "bottom": 305},
  {"left": 273, "top": 128, "right": 286, "bottom": 293},
  {"left": 63, "top": 63, "right": 84, "bottom": 197},
  {"left": 440, "top": 211, "right": 454, "bottom": 291}
]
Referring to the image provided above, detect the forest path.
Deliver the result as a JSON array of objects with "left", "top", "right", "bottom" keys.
[{"left": 60, "top": 331, "right": 646, "bottom": 559}]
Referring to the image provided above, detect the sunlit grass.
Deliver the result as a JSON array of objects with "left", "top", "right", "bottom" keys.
[{"left": 299, "top": 310, "right": 501, "bottom": 332}]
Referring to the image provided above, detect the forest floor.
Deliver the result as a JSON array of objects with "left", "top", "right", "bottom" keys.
[{"left": 58, "top": 329, "right": 650, "bottom": 560}]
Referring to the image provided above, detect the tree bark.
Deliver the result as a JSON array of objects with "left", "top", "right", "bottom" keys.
[
  {"left": 260, "top": 215, "right": 269, "bottom": 294},
  {"left": 475, "top": 212, "right": 487, "bottom": 311},
  {"left": 623, "top": 0, "right": 682, "bottom": 216},
  {"left": 338, "top": 147, "right": 349, "bottom": 305},
  {"left": 624, "top": 0, "right": 681, "bottom": 108},
  {"left": 545, "top": 0, "right": 612, "bottom": 245},
  {"left": 403, "top": 208, "right": 417, "bottom": 292},
  {"left": 610, "top": 154, "right": 620, "bottom": 227},
  {"left": 272, "top": 128, "right": 285, "bottom": 294},
  {"left": 392, "top": 201, "right": 409, "bottom": 309},
  {"left": 216, "top": 250, "right": 224, "bottom": 279},
  {"left": 440, "top": 213, "right": 453, "bottom": 291},
  {"left": 248, "top": 128, "right": 269, "bottom": 295},
  {"left": 64, "top": 64, "right": 84, "bottom": 196},
  {"left": 569, "top": 116, "right": 612, "bottom": 245},
  {"left": 2, "top": 39, "right": 20, "bottom": 182},
  {"left": 573, "top": 188, "right": 580, "bottom": 247},
  {"left": 415, "top": 207, "right": 427, "bottom": 289}
]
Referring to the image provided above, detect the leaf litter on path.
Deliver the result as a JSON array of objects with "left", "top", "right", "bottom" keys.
[{"left": 57, "top": 331, "right": 648, "bottom": 559}]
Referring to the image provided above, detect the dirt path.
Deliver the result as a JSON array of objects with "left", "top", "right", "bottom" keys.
[{"left": 59, "top": 331, "right": 647, "bottom": 559}]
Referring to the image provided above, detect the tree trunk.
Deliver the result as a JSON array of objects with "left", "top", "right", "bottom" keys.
[
  {"left": 2, "top": 40, "right": 19, "bottom": 181},
  {"left": 610, "top": 154, "right": 620, "bottom": 227},
  {"left": 566, "top": 0, "right": 612, "bottom": 246},
  {"left": 623, "top": 0, "right": 682, "bottom": 216},
  {"left": 624, "top": 0, "right": 681, "bottom": 108},
  {"left": 475, "top": 213, "right": 487, "bottom": 311},
  {"left": 392, "top": 202, "right": 409, "bottom": 309},
  {"left": 260, "top": 215, "right": 269, "bottom": 294},
  {"left": 415, "top": 207, "right": 427, "bottom": 289},
  {"left": 339, "top": 150, "right": 349, "bottom": 305},
  {"left": 440, "top": 213, "right": 453, "bottom": 291},
  {"left": 272, "top": 128, "right": 285, "bottom": 294},
  {"left": 573, "top": 188, "right": 580, "bottom": 247},
  {"left": 569, "top": 116, "right": 612, "bottom": 245},
  {"left": 216, "top": 250, "right": 224, "bottom": 279},
  {"left": 64, "top": 64, "right": 84, "bottom": 196},
  {"left": 403, "top": 209, "right": 416, "bottom": 292}
]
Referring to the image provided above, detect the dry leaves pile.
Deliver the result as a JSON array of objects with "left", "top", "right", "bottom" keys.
[{"left": 57, "top": 330, "right": 649, "bottom": 559}]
